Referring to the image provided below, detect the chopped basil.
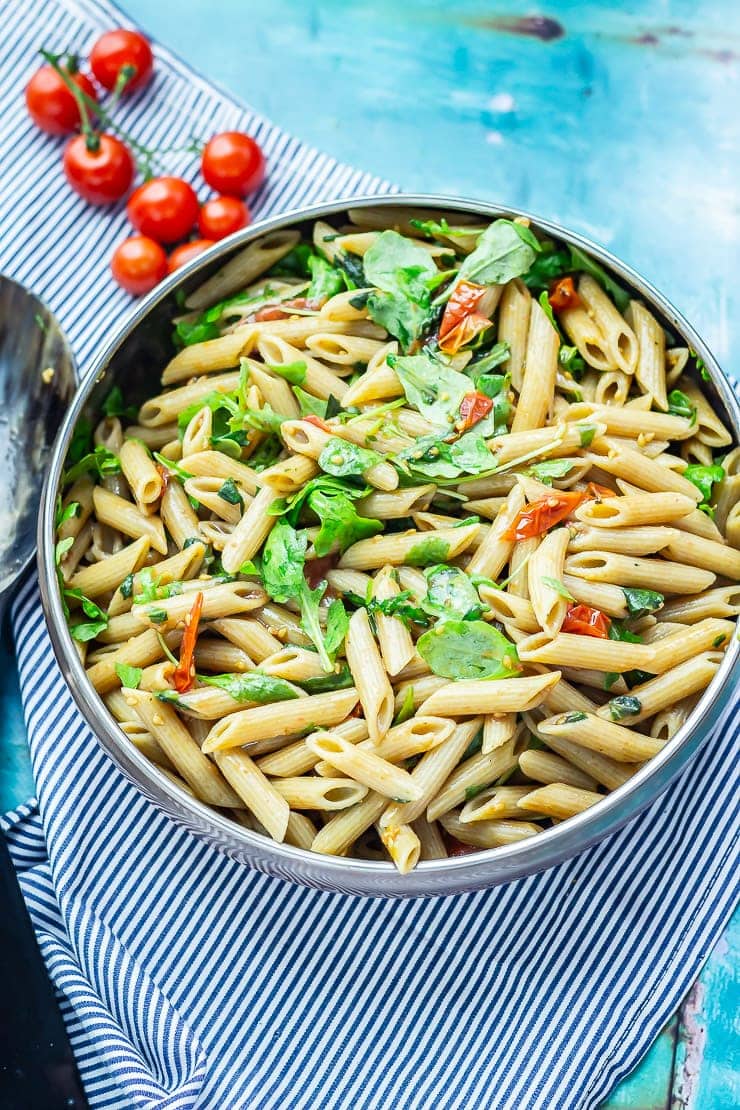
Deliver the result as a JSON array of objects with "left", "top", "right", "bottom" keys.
[
  {"left": 541, "top": 576, "right": 575, "bottom": 601},
  {"left": 622, "top": 588, "right": 664, "bottom": 618},
  {"left": 608, "top": 695, "right": 642, "bottom": 722},
  {"left": 218, "top": 478, "right": 243, "bottom": 505},
  {"left": 578, "top": 424, "right": 597, "bottom": 447},
  {"left": 318, "top": 437, "right": 381, "bottom": 478},
  {"left": 200, "top": 671, "right": 300, "bottom": 704},
  {"left": 561, "top": 711, "right": 587, "bottom": 724},
  {"left": 404, "top": 537, "right": 451, "bottom": 567},
  {"left": 417, "top": 620, "right": 520, "bottom": 680},
  {"left": 422, "top": 565, "right": 486, "bottom": 621},
  {"left": 115, "top": 663, "right": 142, "bottom": 689},
  {"left": 464, "top": 784, "right": 487, "bottom": 801},
  {"left": 667, "top": 389, "right": 697, "bottom": 424}
]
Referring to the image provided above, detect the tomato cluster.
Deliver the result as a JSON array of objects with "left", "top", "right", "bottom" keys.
[{"left": 25, "top": 30, "right": 266, "bottom": 295}]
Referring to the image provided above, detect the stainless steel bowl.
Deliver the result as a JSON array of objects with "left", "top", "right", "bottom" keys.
[{"left": 37, "top": 195, "right": 740, "bottom": 897}]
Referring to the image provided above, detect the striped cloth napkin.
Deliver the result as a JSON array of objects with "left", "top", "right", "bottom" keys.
[{"left": 1, "top": 1, "right": 738, "bottom": 1107}]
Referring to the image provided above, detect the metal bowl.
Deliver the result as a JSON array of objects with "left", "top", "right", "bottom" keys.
[{"left": 37, "top": 195, "right": 740, "bottom": 897}]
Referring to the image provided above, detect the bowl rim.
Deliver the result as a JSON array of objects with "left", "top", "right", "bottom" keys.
[{"left": 37, "top": 192, "right": 740, "bottom": 894}]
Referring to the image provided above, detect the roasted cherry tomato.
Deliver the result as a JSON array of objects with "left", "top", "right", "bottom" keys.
[
  {"left": 167, "top": 238, "right": 215, "bottom": 273},
  {"left": 548, "top": 276, "right": 580, "bottom": 312},
  {"left": 504, "top": 490, "right": 587, "bottom": 541},
  {"left": 302, "top": 414, "right": 331, "bottom": 432},
  {"left": 304, "top": 553, "right": 339, "bottom": 590},
  {"left": 25, "top": 63, "right": 97, "bottom": 135},
  {"left": 253, "top": 305, "right": 289, "bottom": 322},
  {"left": 201, "top": 131, "right": 266, "bottom": 196},
  {"left": 198, "top": 195, "right": 250, "bottom": 240},
  {"left": 439, "top": 280, "right": 493, "bottom": 355},
  {"left": 127, "top": 176, "right": 199, "bottom": 243},
  {"left": 111, "top": 235, "right": 168, "bottom": 295},
  {"left": 562, "top": 603, "right": 611, "bottom": 638},
  {"left": 446, "top": 837, "right": 478, "bottom": 857},
  {"left": 63, "top": 133, "right": 134, "bottom": 204},
  {"left": 457, "top": 391, "right": 494, "bottom": 432},
  {"left": 89, "top": 29, "right": 153, "bottom": 92},
  {"left": 173, "top": 592, "right": 204, "bottom": 693}
]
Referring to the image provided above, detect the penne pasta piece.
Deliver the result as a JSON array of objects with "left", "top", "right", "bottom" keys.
[
  {"left": 466, "top": 485, "right": 525, "bottom": 578},
  {"left": 511, "top": 297, "right": 558, "bottom": 432},
  {"left": 577, "top": 275, "right": 638, "bottom": 373},
  {"left": 185, "top": 229, "right": 300, "bottom": 311},
  {"left": 660, "top": 530, "right": 740, "bottom": 580},
  {"left": 271, "top": 776, "right": 368, "bottom": 810},
  {"left": 497, "top": 278, "right": 532, "bottom": 392},
  {"left": 377, "top": 822, "right": 421, "bottom": 874},
  {"left": 339, "top": 523, "right": 479, "bottom": 571},
  {"left": 221, "top": 484, "right": 279, "bottom": 574},
  {"left": 345, "top": 607, "right": 395, "bottom": 742},
  {"left": 482, "top": 713, "right": 517, "bottom": 754},
  {"left": 460, "top": 784, "right": 534, "bottom": 822},
  {"left": 92, "top": 487, "right": 168, "bottom": 555},
  {"left": 213, "top": 750, "right": 290, "bottom": 841},
  {"left": 518, "top": 748, "right": 598, "bottom": 791},
  {"left": 596, "top": 652, "right": 723, "bottom": 726},
  {"left": 574, "top": 492, "right": 695, "bottom": 529},
  {"left": 589, "top": 440, "right": 703, "bottom": 502},
  {"left": 657, "top": 586, "right": 740, "bottom": 625},
  {"left": 119, "top": 438, "right": 164, "bottom": 509},
  {"left": 626, "top": 300, "right": 667, "bottom": 409},
  {"left": 256, "top": 335, "right": 349, "bottom": 400},
  {"left": 132, "top": 581, "right": 266, "bottom": 632},
  {"left": 372, "top": 565, "right": 416, "bottom": 677},
  {"left": 527, "top": 527, "right": 570, "bottom": 636},
  {"left": 306, "top": 731, "right": 421, "bottom": 801},
  {"left": 411, "top": 817, "right": 448, "bottom": 860},
  {"left": 564, "top": 551, "right": 715, "bottom": 594},
  {"left": 67, "top": 535, "right": 150, "bottom": 598},
  {"left": 418, "top": 671, "right": 561, "bottom": 717},
  {"left": 438, "top": 812, "right": 542, "bottom": 848},
  {"left": 202, "top": 688, "right": 360, "bottom": 753},
  {"left": 538, "top": 710, "right": 664, "bottom": 763},
  {"left": 517, "top": 631, "right": 653, "bottom": 672},
  {"left": 517, "top": 783, "right": 603, "bottom": 820},
  {"left": 312, "top": 792, "right": 387, "bottom": 857},
  {"left": 180, "top": 451, "right": 259, "bottom": 495},
  {"left": 567, "top": 524, "right": 674, "bottom": 557}
]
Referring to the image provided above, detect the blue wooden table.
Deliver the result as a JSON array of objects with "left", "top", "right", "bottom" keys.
[{"left": 3, "top": 0, "right": 738, "bottom": 1104}]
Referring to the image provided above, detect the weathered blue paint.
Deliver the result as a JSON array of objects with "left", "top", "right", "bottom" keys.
[{"left": 2, "top": 0, "right": 737, "bottom": 1103}]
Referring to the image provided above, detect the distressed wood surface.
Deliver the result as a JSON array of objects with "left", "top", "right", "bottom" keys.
[{"left": 2, "top": 0, "right": 738, "bottom": 1105}]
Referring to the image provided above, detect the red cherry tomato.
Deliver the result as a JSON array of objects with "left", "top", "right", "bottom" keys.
[
  {"left": 201, "top": 132, "right": 265, "bottom": 196},
  {"left": 457, "top": 391, "right": 494, "bottom": 432},
  {"left": 439, "top": 280, "right": 492, "bottom": 354},
  {"left": 561, "top": 604, "right": 611, "bottom": 639},
  {"left": 89, "top": 29, "right": 153, "bottom": 92},
  {"left": 198, "top": 196, "right": 250, "bottom": 241},
  {"left": 446, "top": 837, "right": 477, "bottom": 857},
  {"left": 111, "top": 235, "right": 168, "bottom": 295},
  {"left": 25, "top": 64, "right": 98, "bottom": 135},
  {"left": 127, "top": 177, "right": 199, "bottom": 244},
  {"left": 167, "top": 239, "right": 215, "bottom": 273},
  {"left": 63, "top": 133, "right": 134, "bottom": 205},
  {"left": 548, "top": 276, "right": 580, "bottom": 312}
]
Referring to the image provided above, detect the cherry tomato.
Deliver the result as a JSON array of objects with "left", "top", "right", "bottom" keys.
[
  {"left": 173, "top": 592, "right": 204, "bottom": 693},
  {"left": 111, "top": 235, "right": 168, "bottom": 295},
  {"left": 25, "top": 64, "right": 98, "bottom": 135},
  {"left": 562, "top": 604, "right": 611, "bottom": 639},
  {"left": 446, "top": 837, "right": 477, "bottom": 857},
  {"left": 127, "top": 176, "right": 199, "bottom": 243},
  {"left": 90, "top": 29, "right": 153, "bottom": 93},
  {"left": 548, "top": 276, "right": 580, "bottom": 312},
  {"left": 439, "top": 280, "right": 492, "bottom": 354},
  {"left": 504, "top": 490, "right": 587, "bottom": 541},
  {"left": 302, "top": 414, "right": 332, "bottom": 432},
  {"left": 457, "top": 391, "right": 494, "bottom": 433},
  {"left": 167, "top": 239, "right": 215, "bottom": 273},
  {"left": 253, "top": 305, "right": 290, "bottom": 322},
  {"left": 304, "top": 554, "right": 339, "bottom": 590},
  {"left": 198, "top": 195, "right": 250, "bottom": 240},
  {"left": 63, "top": 133, "right": 134, "bottom": 204},
  {"left": 201, "top": 131, "right": 266, "bottom": 196}
]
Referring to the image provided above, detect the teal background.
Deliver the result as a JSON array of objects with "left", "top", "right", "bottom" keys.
[{"left": 3, "top": 1, "right": 738, "bottom": 1105}]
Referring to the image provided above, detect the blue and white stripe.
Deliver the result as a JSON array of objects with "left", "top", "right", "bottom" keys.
[{"left": 1, "top": 1, "right": 738, "bottom": 1107}]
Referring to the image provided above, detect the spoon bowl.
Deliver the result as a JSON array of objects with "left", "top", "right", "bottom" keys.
[{"left": 0, "top": 275, "right": 76, "bottom": 604}]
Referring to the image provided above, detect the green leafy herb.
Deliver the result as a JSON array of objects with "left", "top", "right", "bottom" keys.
[
  {"left": 422, "top": 566, "right": 485, "bottom": 621},
  {"left": 120, "top": 573, "right": 134, "bottom": 599},
  {"left": 308, "top": 487, "right": 382, "bottom": 556},
  {"left": 538, "top": 289, "right": 559, "bottom": 332},
  {"left": 409, "top": 216, "right": 480, "bottom": 240},
  {"left": 266, "top": 360, "right": 307, "bottom": 386},
  {"left": 218, "top": 478, "right": 243, "bottom": 505},
  {"left": 521, "top": 246, "right": 572, "bottom": 292},
  {"left": 299, "top": 664, "right": 355, "bottom": 694},
  {"left": 389, "top": 348, "right": 470, "bottom": 429},
  {"left": 526, "top": 459, "right": 576, "bottom": 484},
  {"left": 417, "top": 620, "right": 520, "bottom": 680},
  {"left": 392, "top": 685, "right": 416, "bottom": 725},
  {"left": 344, "top": 590, "right": 431, "bottom": 630},
  {"left": 567, "top": 245, "right": 630, "bottom": 312},
  {"left": 67, "top": 419, "right": 94, "bottom": 466},
  {"left": 153, "top": 452, "right": 194, "bottom": 484},
  {"left": 307, "top": 253, "right": 346, "bottom": 304},
  {"left": 558, "top": 344, "right": 586, "bottom": 379},
  {"left": 541, "top": 576, "right": 575, "bottom": 601},
  {"left": 102, "top": 385, "right": 138, "bottom": 422},
  {"left": 561, "top": 711, "right": 587, "bottom": 724},
  {"left": 578, "top": 424, "right": 597, "bottom": 448},
  {"left": 608, "top": 622, "right": 642, "bottom": 644},
  {"left": 318, "top": 437, "right": 381, "bottom": 477},
  {"left": 458, "top": 219, "right": 539, "bottom": 285},
  {"left": 154, "top": 689, "right": 189, "bottom": 709},
  {"left": 64, "top": 588, "right": 109, "bottom": 641},
  {"left": 261, "top": 519, "right": 333, "bottom": 670},
  {"left": 334, "top": 249, "right": 366, "bottom": 289},
  {"left": 293, "top": 386, "right": 328, "bottom": 419},
  {"left": 608, "top": 695, "right": 642, "bottom": 722},
  {"left": 147, "top": 608, "right": 169, "bottom": 624},
  {"left": 363, "top": 230, "right": 439, "bottom": 351},
  {"left": 604, "top": 671, "right": 620, "bottom": 692},
  {"left": 622, "top": 588, "right": 664, "bottom": 618},
  {"left": 464, "top": 784, "right": 487, "bottom": 801},
  {"left": 449, "top": 432, "right": 494, "bottom": 474},
  {"left": 115, "top": 663, "right": 142, "bottom": 689},
  {"left": 712, "top": 633, "right": 727, "bottom": 648},
  {"left": 468, "top": 341, "right": 510, "bottom": 376},
  {"left": 683, "top": 464, "right": 724, "bottom": 510},
  {"left": 63, "top": 444, "right": 121, "bottom": 487},
  {"left": 324, "top": 599, "right": 349, "bottom": 660},
  {"left": 667, "top": 389, "right": 697, "bottom": 424},
  {"left": 404, "top": 536, "right": 452, "bottom": 567},
  {"left": 200, "top": 671, "right": 300, "bottom": 704},
  {"left": 55, "top": 498, "right": 81, "bottom": 528}
]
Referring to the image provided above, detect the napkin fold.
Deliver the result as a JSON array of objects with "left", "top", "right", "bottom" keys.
[{"left": 2, "top": 1, "right": 738, "bottom": 1107}]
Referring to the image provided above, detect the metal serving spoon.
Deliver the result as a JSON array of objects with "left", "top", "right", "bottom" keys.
[{"left": 0, "top": 274, "right": 87, "bottom": 1108}]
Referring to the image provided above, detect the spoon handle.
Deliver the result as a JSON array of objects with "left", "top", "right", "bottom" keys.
[{"left": 0, "top": 831, "right": 89, "bottom": 1108}]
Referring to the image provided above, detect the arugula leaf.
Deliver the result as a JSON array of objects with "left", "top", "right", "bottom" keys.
[
  {"left": 67, "top": 418, "right": 93, "bottom": 467},
  {"left": 395, "top": 435, "right": 460, "bottom": 480},
  {"left": 115, "top": 663, "right": 142, "bottom": 689},
  {"left": 526, "top": 459, "right": 576, "bottom": 484},
  {"left": 422, "top": 566, "right": 486, "bottom": 620},
  {"left": 561, "top": 711, "right": 587, "bottom": 723},
  {"left": 64, "top": 588, "right": 109, "bottom": 641},
  {"left": 261, "top": 519, "right": 334, "bottom": 670},
  {"left": 522, "top": 246, "right": 572, "bottom": 291},
  {"left": 392, "top": 684, "right": 416, "bottom": 725},
  {"left": 177, "top": 391, "right": 239, "bottom": 435},
  {"left": 344, "top": 590, "right": 431, "bottom": 630},
  {"left": 608, "top": 621, "right": 642, "bottom": 644},
  {"left": 448, "top": 432, "right": 493, "bottom": 474},
  {"left": 299, "top": 664, "right": 355, "bottom": 694},
  {"left": 200, "top": 671, "right": 300, "bottom": 704},
  {"left": 567, "top": 245, "right": 630, "bottom": 312},
  {"left": 622, "top": 588, "right": 664, "bottom": 618},
  {"left": 683, "top": 464, "right": 724, "bottom": 509},
  {"left": 409, "top": 216, "right": 479, "bottom": 241},
  {"left": 153, "top": 453, "right": 194, "bottom": 483},
  {"left": 404, "top": 536, "right": 452, "bottom": 567},
  {"left": 578, "top": 424, "right": 597, "bottom": 447},
  {"left": 272, "top": 474, "right": 369, "bottom": 520},
  {"left": 266, "top": 360, "right": 307, "bottom": 386},
  {"left": 541, "top": 576, "right": 575, "bottom": 600},
  {"left": 334, "top": 249, "right": 366, "bottom": 289},
  {"left": 102, "top": 385, "right": 138, "bottom": 422},
  {"left": 608, "top": 695, "right": 642, "bottom": 722},
  {"left": 293, "top": 386, "right": 328, "bottom": 419},
  {"left": 667, "top": 389, "right": 697, "bottom": 424},
  {"left": 363, "top": 231, "right": 438, "bottom": 351},
  {"left": 558, "top": 344, "right": 586, "bottom": 379},
  {"left": 307, "top": 254, "right": 346, "bottom": 304},
  {"left": 417, "top": 620, "right": 520, "bottom": 680},
  {"left": 63, "top": 444, "right": 121, "bottom": 487},
  {"left": 318, "top": 437, "right": 381, "bottom": 477},
  {"left": 389, "top": 349, "right": 470, "bottom": 429},
  {"left": 55, "top": 498, "right": 80, "bottom": 528},
  {"left": 242, "top": 405, "right": 286, "bottom": 434},
  {"left": 324, "top": 599, "right": 349, "bottom": 660},
  {"left": 458, "top": 219, "right": 538, "bottom": 285},
  {"left": 467, "top": 341, "right": 510, "bottom": 375},
  {"left": 218, "top": 478, "right": 243, "bottom": 506},
  {"left": 308, "top": 487, "right": 382, "bottom": 555},
  {"left": 538, "top": 289, "right": 559, "bottom": 332}
]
